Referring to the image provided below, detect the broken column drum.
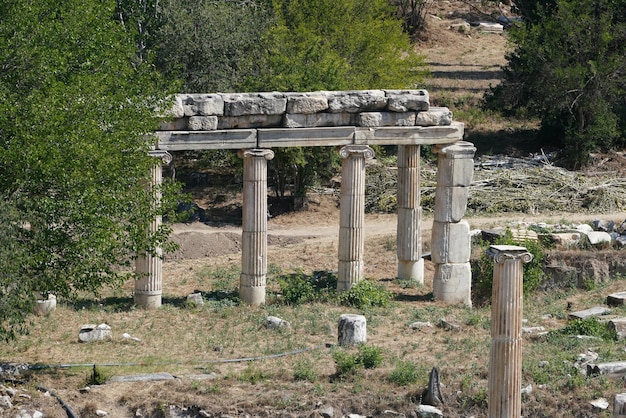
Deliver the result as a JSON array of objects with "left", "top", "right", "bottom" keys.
[
  {"left": 135, "top": 150, "right": 172, "bottom": 309},
  {"left": 432, "top": 141, "right": 476, "bottom": 306},
  {"left": 396, "top": 144, "right": 423, "bottom": 283},
  {"left": 487, "top": 245, "right": 533, "bottom": 418},
  {"left": 337, "top": 145, "right": 375, "bottom": 292},
  {"left": 239, "top": 148, "right": 274, "bottom": 306}
]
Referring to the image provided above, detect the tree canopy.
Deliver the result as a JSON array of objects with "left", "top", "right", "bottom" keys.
[
  {"left": 0, "top": 0, "right": 178, "bottom": 340},
  {"left": 486, "top": 0, "right": 626, "bottom": 167}
]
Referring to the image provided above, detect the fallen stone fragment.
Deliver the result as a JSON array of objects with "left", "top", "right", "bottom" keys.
[
  {"left": 107, "top": 372, "right": 175, "bottom": 383},
  {"left": 79, "top": 324, "right": 112, "bottom": 343},
  {"left": 607, "top": 292, "right": 626, "bottom": 306},
  {"left": 338, "top": 314, "right": 367, "bottom": 346},
  {"left": 409, "top": 321, "right": 433, "bottom": 330},
  {"left": 264, "top": 316, "right": 291, "bottom": 330},
  {"left": 416, "top": 404, "right": 443, "bottom": 417},
  {"left": 319, "top": 405, "right": 334, "bottom": 418},
  {"left": 590, "top": 397, "right": 609, "bottom": 409},
  {"left": 568, "top": 306, "right": 610, "bottom": 320},
  {"left": 186, "top": 292, "right": 205, "bottom": 306}
]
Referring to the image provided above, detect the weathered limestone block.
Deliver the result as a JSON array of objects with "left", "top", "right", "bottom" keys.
[
  {"left": 264, "top": 316, "right": 292, "bottom": 330},
  {"left": 283, "top": 112, "right": 354, "bottom": 128},
  {"left": 568, "top": 306, "right": 610, "bottom": 320},
  {"left": 338, "top": 314, "right": 367, "bottom": 346},
  {"left": 218, "top": 114, "right": 283, "bottom": 129},
  {"left": 326, "top": 90, "right": 387, "bottom": 113},
  {"left": 358, "top": 112, "right": 416, "bottom": 127},
  {"left": 432, "top": 263, "right": 472, "bottom": 305},
  {"left": 188, "top": 116, "right": 218, "bottom": 131},
  {"left": 431, "top": 220, "right": 471, "bottom": 264},
  {"left": 33, "top": 293, "right": 56, "bottom": 316},
  {"left": 436, "top": 151, "right": 475, "bottom": 187},
  {"left": 433, "top": 186, "right": 470, "bottom": 223},
  {"left": 186, "top": 293, "right": 204, "bottom": 306},
  {"left": 385, "top": 89, "right": 429, "bottom": 112},
  {"left": 415, "top": 107, "right": 453, "bottom": 126},
  {"left": 223, "top": 92, "right": 287, "bottom": 116},
  {"left": 286, "top": 93, "right": 329, "bottom": 114},
  {"left": 608, "top": 292, "right": 626, "bottom": 306},
  {"left": 608, "top": 318, "right": 626, "bottom": 340},
  {"left": 189, "top": 94, "right": 224, "bottom": 116},
  {"left": 79, "top": 324, "right": 112, "bottom": 343}
]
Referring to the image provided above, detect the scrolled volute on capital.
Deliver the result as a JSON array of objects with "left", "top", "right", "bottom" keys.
[{"left": 339, "top": 145, "right": 375, "bottom": 160}]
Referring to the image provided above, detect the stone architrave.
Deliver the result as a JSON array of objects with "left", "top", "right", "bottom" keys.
[
  {"left": 396, "top": 144, "right": 424, "bottom": 283},
  {"left": 432, "top": 141, "right": 476, "bottom": 306},
  {"left": 337, "top": 145, "right": 375, "bottom": 291},
  {"left": 135, "top": 150, "right": 172, "bottom": 309},
  {"left": 239, "top": 149, "right": 274, "bottom": 306},
  {"left": 487, "top": 245, "right": 533, "bottom": 418}
]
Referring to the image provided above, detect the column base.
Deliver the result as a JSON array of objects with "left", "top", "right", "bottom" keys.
[
  {"left": 240, "top": 281, "right": 266, "bottom": 306},
  {"left": 134, "top": 293, "right": 162, "bottom": 309},
  {"left": 433, "top": 262, "right": 472, "bottom": 307},
  {"left": 337, "top": 260, "right": 364, "bottom": 292},
  {"left": 397, "top": 259, "right": 424, "bottom": 284}
]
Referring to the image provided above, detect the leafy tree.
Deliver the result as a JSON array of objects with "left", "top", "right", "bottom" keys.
[
  {"left": 153, "top": 0, "right": 272, "bottom": 93},
  {"left": 485, "top": 0, "right": 626, "bottom": 168},
  {"left": 242, "top": 0, "right": 427, "bottom": 207},
  {"left": 0, "top": 0, "right": 178, "bottom": 340}
]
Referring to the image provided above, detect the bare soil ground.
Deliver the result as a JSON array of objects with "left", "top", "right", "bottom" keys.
[{"left": 4, "top": 2, "right": 626, "bottom": 418}]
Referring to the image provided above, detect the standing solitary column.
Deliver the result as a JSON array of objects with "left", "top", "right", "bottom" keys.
[
  {"left": 432, "top": 141, "right": 476, "bottom": 306},
  {"left": 239, "top": 149, "right": 274, "bottom": 306},
  {"left": 135, "top": 150, "right": 172, "bottom": 309},
  {"left": 396, "top": 144, "right": 423, "bottom": 283},
  {"left": 337, "top": 145, "right": 375, "bottom": 292},
  {"left": 487, "top": 245, "right": 533, "bottom": 418}
]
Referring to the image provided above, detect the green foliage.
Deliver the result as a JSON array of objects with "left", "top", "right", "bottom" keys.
[
  {"left": 153, "top": 0, "right": 272, "bottom": 92},
  {"left": 0, "top": 0, "right": 179, "bottom": 340},
  {"left": 552, "top": 318, "right": 617, "bottom": 341},
  {"left": 338, "top": 280, "right": 393, "bottom": 309},
  {"left": 387, "top": 360, "right": 420, "bottom": 386},
  {"left": 244, "top": 0, "right": 427, "bottom": 92},
  {"left": 85, "top": 365, "right": 109, "bottom": 386},
  {"left": 293, "top": 358, "right": 318, "bottom": 382},
  {"left": 332, "top": 344, "right": 384, "bottom": 378},
  {"left": 278, "top": 270, "right": 337, "bottom": 305},
  {"left": 392, "top": 0, "right": 434, "bottom": 40},
  {"left": 472, "top": 230, "right": 547, "bottom": 303},
  {"left": 485, "top": 0, "right": 626, "bottom": 168}
]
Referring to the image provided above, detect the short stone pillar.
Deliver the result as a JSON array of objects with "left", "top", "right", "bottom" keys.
[
  {"left": 396, "top": 145, "right": 423, "bottom": 283},
  {"left": 33, "top": 292, "right": 57, "bottom": 316},
  {"left": 337, "top": 145, "right": 375, "bottom": 291},
  {"left": 239, "top": 149, "right": 274, "bottom": 306},
  {"left": 614, "top": 393, "right": 626, "bottom": 417},
  {"left": 135, "top": 150, "right": 172, "bottom": 309},
  {"left": 338, "top": 314, "right": 367, "bottom": 346},
  {"left": 487, "top": 245, "right": 533, "bottom": 418},
  {"left": 431, "top": 141, "right": 476, "bottom": 306}
]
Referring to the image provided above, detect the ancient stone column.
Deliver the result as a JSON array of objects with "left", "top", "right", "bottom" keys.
[
  {"left": 396, "top": 144, "right": 423, "bottom": 283},
  {"left": 337, "top": 145, "right": 375, "bottom": 292},
  {"left": 431, "top": 141, "right": 476, "bottom": 306},
  {"left": 239, "top": 148, "right": 274, "bottom": 306},
  {"left": 487, "top": 245, "right": 533, "bottom": 418},
  {"left": 135, "top": 150, "right": 172, "bottom": 309}
]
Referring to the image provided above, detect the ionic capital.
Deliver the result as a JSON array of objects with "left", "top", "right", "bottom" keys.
[
  {"left": 487, "top": 245, "right": 533, "bottom": 264},
  {"left": 238, "top": 148, "right": 275, "bottom": 160},
  {"left": 339, "top": 145, "right": 375, "bottom": 160},
  {"left": 148, "top": 150, "right": 173, "bottom": 165}
]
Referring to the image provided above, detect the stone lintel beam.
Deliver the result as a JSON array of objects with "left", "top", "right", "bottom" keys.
[
  {"left": 354, "top": 122, "right": 464, "bottom": 145},
  {"left": 239, "top": 148, "right": 275, "bottom": 306},
  {"left": 154, "top": 130, "right": 257, "bottom": 151},
  {"left": 487, "top": 244, "right": 533, "bottom": 418},
  {"left": 258, "top": 127, "right": 355, "bottom": 148},
  {"left": 337, "top": 145, "right": 375, "bottom": 292}
]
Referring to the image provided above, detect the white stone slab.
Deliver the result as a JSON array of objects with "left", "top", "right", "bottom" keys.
[
  {"left": 258, "top": 127, "right": 354, "bottom": 147},
  {"left": 353, "top": 123, "right": 464, "bottom": 145},
  {"left": 569, "top": 306, "right": 610, "bottom": 320}
]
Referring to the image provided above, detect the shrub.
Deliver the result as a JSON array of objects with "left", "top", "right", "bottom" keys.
[
  {"left": 388, "top": 360, "right": 420, "bottom": 386},
  {"left": 356, "top": 345, "right": 384, "bottom": 369},
  {"left": 332, "top": 344, "right": 384, "bottom": 378},
  {"left": 338, "top": 280, "right": 392, "bottom": 309},
  {"left": 552, "top": 318, "right": 617, "bottom": 341}
]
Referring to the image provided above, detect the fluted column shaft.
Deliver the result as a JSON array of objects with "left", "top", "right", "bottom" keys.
[
  {"left": 432, "top": 141, "right": 476, "bottom": 306},
  {"left": 337, "top": 145, "right": 375, "bottom": 291},
  {"left": 135, "top": 150, "right": 172, "bottom": 309},
  {"left": 239, "top": 149, "right": 274, "bottom": 306},
  {"left": 487, "top": 245, "right": 533, "bottom": 418},
  {"left": 396, "top": 145, "right": 423, "bottom": 283}
]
